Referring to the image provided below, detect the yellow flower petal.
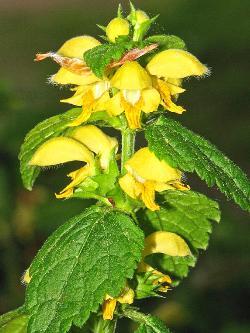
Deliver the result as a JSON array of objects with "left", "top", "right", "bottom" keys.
[
  {"left": 94, "top": 91, "right": 111, "bottom": 112},
  {"left": 51, "top": 67, "right": 100, "bottom": 86},
  {"left": 143, "top": 231, "right": 191, "bottom": 258},
  {"left": 140, "top": 180, "right": 160, "bottom": 211},
  {"left": 71, "top": 125, "right": 118, "bottom": 169},
  {"left": 106, "top": 18, "right": 130, "bottom": 43},
  {"left": 142, "top": 88, "right": 161, "bottom": 113},
  {"left": 57, "top": 35, "right": 101, "bottom": 59},
  {"left": 56, "top": 165, "right": 93, "bottom": 199},
  {"left": 147, "top": 49, "right": 208, "bottom": 79},
  {"left": 61, "top": 86, "right": 89, "bottom": 106},
  {"left": 125, "top": 147, "right": 182, "bottom": 183},
  {"left": 157, "top": 79, "right": 186, "bottom": 114},
  {"left": 119, "top": 173, "right": 138, "bottom": 199},
  {"left": 105, "top": 92, "right": 124, "bottom": 116},
  {"left": 121, "top": 92, "right": 143, "bottom": 129},
  {"left": 102, "top": 297, "right": 117, "bottom": 320},
  {"left": 29, "top": 137, "right": 94, "bottom": 166},
  {"left": 117, "top": 287, "right": 134, "bottom": 304},
  {"left": 111, "top": 61, "right": 152, "bottom": 90}
]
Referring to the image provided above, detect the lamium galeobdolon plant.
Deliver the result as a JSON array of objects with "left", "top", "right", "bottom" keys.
[{"left": 1, "top": 2, "right": 249, "bottom": 333}]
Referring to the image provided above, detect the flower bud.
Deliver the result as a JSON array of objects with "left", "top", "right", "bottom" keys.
[
  {"left": 135, "top": 10, "right": 149, "bottom": 24},
  {"left": 106, "top": 18, "right": 130, "bottom": 43}
]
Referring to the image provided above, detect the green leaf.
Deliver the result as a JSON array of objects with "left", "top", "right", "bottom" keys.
[
  {"left": 0, "top": 307, "right": 28, "bottom": 333},
  {"left": 143, "top": 190, "right": 220, "bottom": 250},
  {"left": 25, "top": 206, "right": 144, "bottom": 333},
  {"left": 145, "top": 35, "right": 186, "bottom": 51},
  {"left": 19, "top": 107, "right": 81, "bottom": 190},
  {"left": 145, "top": 116, "right": 250, "bottom": 211},
  {"left": 84, "top": 41, "right": 134, "bottom": 78},
  {"left": 123, "top": 307, "right": 171, "bottom": 333}
]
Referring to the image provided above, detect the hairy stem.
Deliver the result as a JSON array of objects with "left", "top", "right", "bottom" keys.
[{"left": 121, "top": 128, "right": 136, "bottom": 174}]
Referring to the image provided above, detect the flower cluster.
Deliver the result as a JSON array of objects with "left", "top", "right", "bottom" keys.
[{"left": 29, "top": 4, "right": 209, "bottom": 320}]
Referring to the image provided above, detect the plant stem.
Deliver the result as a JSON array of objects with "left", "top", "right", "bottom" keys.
[{"left": 121, "top": 128, "right": 136, "bottom": 174}]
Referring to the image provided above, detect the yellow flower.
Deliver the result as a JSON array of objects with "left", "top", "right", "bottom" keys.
[
  {"left": 138, "top": 231, "right": 191, "bottom": 292},
  {"left": 119, "top": 148, "right": 189, "bottom": 211},
  {"left": 102, "top": 286, "right": 134, "bottom": 320},
  {"left": 70, "top": 125, "right": 118, "bottom": 169},
  {"left": 61, "top": 80, "right": 111, "bottom": 127},
  {"left": 29, "top": 126, "right": 117, "bottom": 198},
  {"left": 29, "top": 136, "right": 95, "bottom": 198},
  {"left": 146, "top": 49, "right": 209, "bottom": 114},
  {"left": 51, "top": 35, "right": 101, "bottom": 86},
  {"left": 107, "top": 61, "right": 160, "bottom": 129},
  {"left": 106, "top": 17, "right": 130, "bottom": 43}
]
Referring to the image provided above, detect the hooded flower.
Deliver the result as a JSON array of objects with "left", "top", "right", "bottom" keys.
[
  {"left": 106, "top": 61, "right": 161, "bottom": 129},
  {"left": 138, "top": 231, "right": 191, "bottom": 292},
  {"left": 146, "top": 49, "right": 209, "bottom": 114},
  {"left": 36, "top": 35, "right": 111, "bottom": 127},
  {"left": 29, "top": 126, "right": 117, "bottom": 198},
  {"left": 119, "top": 147, "right": 189, "bottom": 211},
  {"left": 102, "top": 286, "right": 134, "bottom": 320}
]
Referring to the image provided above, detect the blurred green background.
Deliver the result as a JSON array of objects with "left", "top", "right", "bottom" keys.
[{"left": 0, "top": 0, "right": 249, "bottom": 332}]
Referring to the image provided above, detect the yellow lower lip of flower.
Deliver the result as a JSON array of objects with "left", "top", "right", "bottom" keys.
[
  {"left": 55, "top": 165, "right": 94, "bottom": 199},
  {"left": 157, "top": 79, "right": 186, "bottom": 114},
  {"left": 121, "top": 92, "right": 143, "bottom": 129}
]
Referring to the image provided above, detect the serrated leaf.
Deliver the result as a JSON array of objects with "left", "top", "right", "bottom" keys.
[
  {"left": 143, "top": 190, "right": 220, "bottom": 250},
  {"left": 145, "top": 35, "right": 186, "bottom": 51},
  {"left": 123, "top": 308, "right": 171, "bottom": 333},
  {"left": 84, "top": 41, "right": 134, "bottom": 78},
  {"left": 25, "top": 206, "right": 144, "bottom": 333},
  {"left": 0, "top": 307, "right": 28, "bottom": 333},
  {"left": 145, "top": 116, "right": 250, "bottom": 211}
]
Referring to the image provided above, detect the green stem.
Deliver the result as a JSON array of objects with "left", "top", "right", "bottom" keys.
[{"left": 121, "top": 128, "right": 136, "bottom": 174}]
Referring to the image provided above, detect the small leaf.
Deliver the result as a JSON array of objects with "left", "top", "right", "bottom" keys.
[
  {"left": 25, "top": 206, "right": 144, "bottom": 333},
  {"left": 145, "top": 116, "right": 250, "bottom": 211},
  {"left": 0, "top": 307, "right": 28, "bottom": 333},
  {"left": 84, "top": 41, "right": 134, "bottom": 78},
  {"left": 123, "top": 307, "right": 171, "bottom": 333},
  {"left": 145, "top": 35, "right": 186, "bottom": 51}
]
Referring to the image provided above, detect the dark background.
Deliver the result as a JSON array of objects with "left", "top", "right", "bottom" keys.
[{"left": 0, "top": 1, "right": 249, "bottom": 332}]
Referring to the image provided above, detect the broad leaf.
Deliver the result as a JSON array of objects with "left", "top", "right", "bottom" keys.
[
  {"left": 25, "top": 206, "right": 144, "bottom": 333},
  {"left": 143, "top": 190, "right": 220, "bottom": 250},
  {"left": 145, "top": 116, "right": 250, "bottom": 211},
  {"left": 145, "top": 35, "right": 186, "bottom": 51},
  {"left": 84, "top": 41, "right": 134, "bottom": 78},
  {"left": 0, "top": 307, "right": 28, "bottom": 333},
  {"left": 123, "top": 308, "right": 171, "bottom": 333}
]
